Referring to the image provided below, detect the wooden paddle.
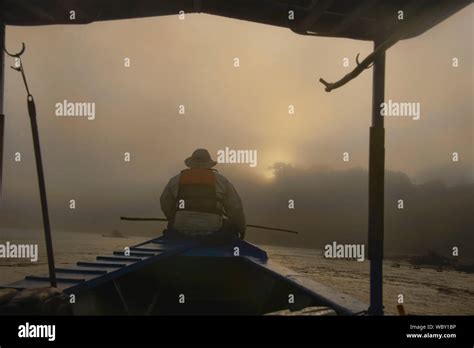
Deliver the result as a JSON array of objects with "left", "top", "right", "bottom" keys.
[{"left": 120, "top": 216, "right": 299, "bottom": 234}]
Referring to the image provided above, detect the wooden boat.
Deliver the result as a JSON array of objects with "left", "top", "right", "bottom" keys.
[{"left": 2, "top": 236, "right": 366, "bottom": 315}]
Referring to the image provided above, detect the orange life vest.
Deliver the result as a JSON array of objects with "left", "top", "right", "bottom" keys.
[{"left": 175, "top": 168, "right": 223, "bottom": 215}]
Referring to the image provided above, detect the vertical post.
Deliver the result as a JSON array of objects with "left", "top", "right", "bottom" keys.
[
  {"left": 0, "top": 23, "right": 5, "bottom": 194},
  {"left": 28, "top": 94, "right": 57, "bottom": 288},
  {"left": 368, "top": 38, "right": 385, "bottom": 315}
]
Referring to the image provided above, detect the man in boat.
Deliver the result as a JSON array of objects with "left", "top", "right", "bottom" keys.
[{"left": 160, "top": 148, "right": 246, "bottom": 242}]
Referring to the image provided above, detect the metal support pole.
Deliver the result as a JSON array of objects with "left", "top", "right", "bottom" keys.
[
  {"left": 368, "top": 38, "right": 385, "bottom": 315},
  {"left": 28, "top": 94, "right": 57, "bottom": 287},
  {"left": 0, "top": 23, "right": 5, "bottom": 194}
]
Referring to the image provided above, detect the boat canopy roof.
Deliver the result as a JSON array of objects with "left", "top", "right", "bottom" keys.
[{"left": 0, "top": 0, "right": 471, "bottom": 41}]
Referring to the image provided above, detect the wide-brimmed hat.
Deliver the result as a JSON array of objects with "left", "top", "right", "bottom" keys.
[{"left": 184, "top": 148, "right": 217, "bottom": 168}]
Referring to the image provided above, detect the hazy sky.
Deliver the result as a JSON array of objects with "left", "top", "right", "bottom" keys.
[{"left": 1, "top": 5, "right": 472, "bottom": 237}]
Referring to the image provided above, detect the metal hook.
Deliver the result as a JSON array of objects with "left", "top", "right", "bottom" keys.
[
  {"left": 4, "top": 42, "right": 31, "bottom": 95},
  {"left": 4, "top": 41, "right": 26, "bottom": 58}
]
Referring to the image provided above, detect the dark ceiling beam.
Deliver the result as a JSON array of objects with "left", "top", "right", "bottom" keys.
[
  {"left": 328, "top": 0, "right": 376, "bottom": 35},
  {"left": 14, "top": 1, "right": 57, "bottom": 23},
  {"left": 294, "top": 0, "right": 334, "bottom": 32},
  {"left": 324, "top": 10, "right": 375, "bottom": 22},
  {"left": 52, "top": 0, "right": 98, "bottom": 24},
  {"left": 193, "top": 0, "right": 202, "bottom": 13},
  {"left": 379, "top": 0, "right": 437, "bottom": 40}
]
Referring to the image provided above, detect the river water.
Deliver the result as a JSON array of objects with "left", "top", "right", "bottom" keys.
[{"left": 1, "top": 229, "right": 473, "bottom": 315}]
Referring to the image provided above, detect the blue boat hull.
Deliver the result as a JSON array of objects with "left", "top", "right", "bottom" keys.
[{"left": 2, "top": 236, "right": 367, "bottom": 315}]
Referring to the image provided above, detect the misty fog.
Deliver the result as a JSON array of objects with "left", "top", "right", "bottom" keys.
[{"left": 0, "top": 7, "right": 472, "bottom": 257}]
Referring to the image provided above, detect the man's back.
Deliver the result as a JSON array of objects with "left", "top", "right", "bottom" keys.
[{"left": 160, "top": 149, "right": 245, "bottom": 238}]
